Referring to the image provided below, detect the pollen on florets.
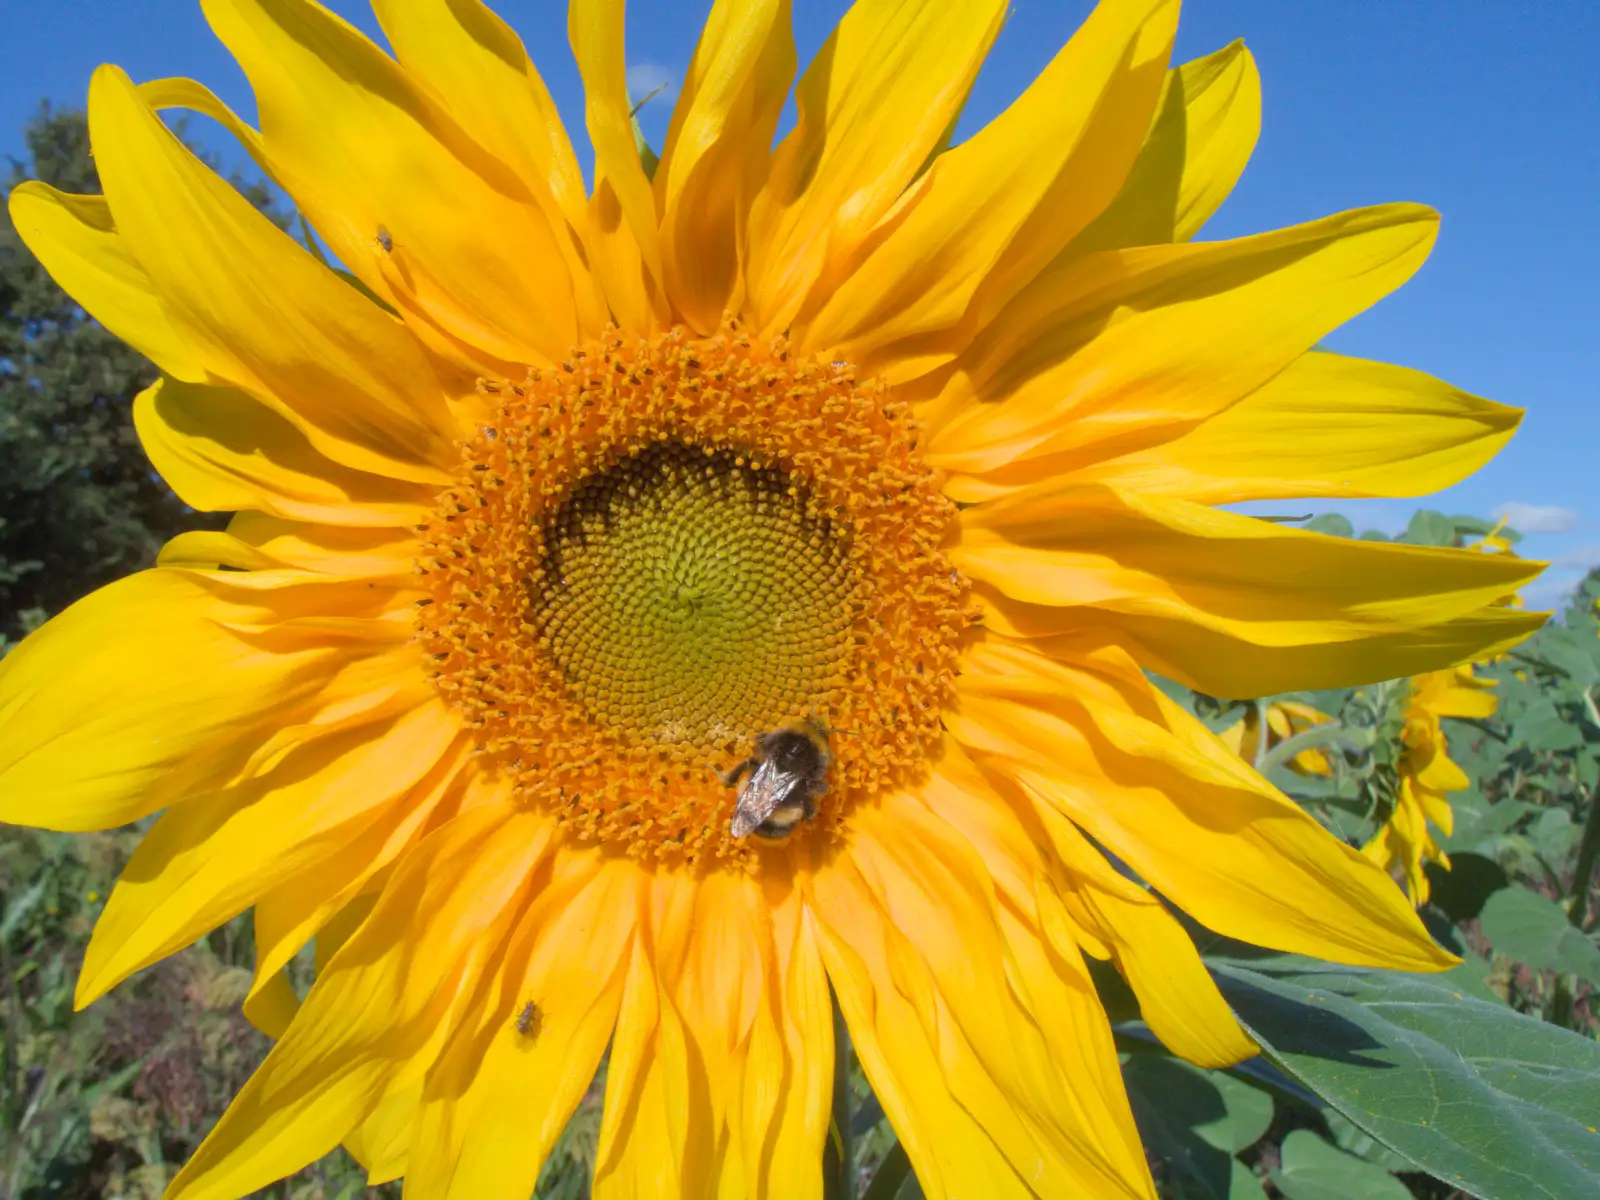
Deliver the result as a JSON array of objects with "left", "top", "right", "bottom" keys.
[{"left": 415, "top": 322, "right": 973, "bottom": 866}]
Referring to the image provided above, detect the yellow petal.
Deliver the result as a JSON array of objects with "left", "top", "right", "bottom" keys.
[
  {"left": 593, "top": 940, "right": 693, "bottom": 1196},
  {"left": 371, "top": 0, "right": 610, "bottom": 336},
  {"left": 202, "top": 0, "right": 578, "bottom": 364},
  {"left": 246, "top": 741, "right": 476, "bottom": 1003},
  {"left": 927, "top": 741, "right": 1255, "bottom": 1068},
  {"left": 88, "top": 65, "right": 456, "bottom": 483},
  {"left": 80, "top": 695, "right": 455, "bottom": 1006},
  {"left": 923, "top": 204, "right": 1439, "bottom": 475},
  {"left": 161, "top": 514, "right": 418, "bottom": 580},
  {"left": 569, "top": 0, "right": 669, "bottom": 333},
  {"left": 802, "top": 0, "right": 1178, "bottom": 378},
  {"left": 166, "top": 805, "right": 552, "bottom": 1200},
  {"left": 0, "top": 571, "right": 363, "bottom": 833},
  {"left": 1066, "top": 40, "right": 1261, "bottom": 255},
  {"left": 954, "top": 482, "right": 1546, "bottom": 695},
  {"left": 809, "top": 793, "right": 1156, "bottom": 1200},
  {"left": 950, "top": 637, "right": 1456, "bottom": 971},
  {"left": 134, "top": 378, "right": 436, "bottom": 528},
  {"left": 654, "top": 0, "right": 795, "bottom": 332},
  {"left": 407, "top": 851, "right": 640, "bottom": 1199},
  {"left": 743, "top": 0, "right": 1007, "bottom": 334},
  {"left": 993, "top": 350, "right": 1522, "bottom": 505},
  {"left": 7, "top": 182, "right": 205, "bottom": 380}
]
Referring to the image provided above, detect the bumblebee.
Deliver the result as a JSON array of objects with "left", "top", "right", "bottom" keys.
[
  {"left": 514, "top": 1000, "right": 543, "bottom": 1039},
  {"left": 724, "top": 719, "right": 832, "bottom": 840}
]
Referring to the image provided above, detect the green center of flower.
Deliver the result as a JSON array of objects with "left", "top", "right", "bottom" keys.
[{"left": 534, "top": 441, "right": 856, "bottom": 742}]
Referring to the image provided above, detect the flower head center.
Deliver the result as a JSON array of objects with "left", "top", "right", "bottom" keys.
[
  {"left": 536, "top": 441, "right": 856, "bottom": 743},
  {"left": 415, "top": 324, "right": 972, "bottom": 866}
]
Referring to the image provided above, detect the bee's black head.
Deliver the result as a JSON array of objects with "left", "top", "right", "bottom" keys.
[{"left": 761, "top": 727, "right": 828, "bottom": 774}]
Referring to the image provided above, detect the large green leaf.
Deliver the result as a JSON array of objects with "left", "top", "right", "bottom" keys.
[
  {"left": 1270, "top": 1130, "right": 1412, "bottom": 1200},
  {"left": 1479, "top": 885, "right": 1600, "bottom": 986},
  {"left": 1211, "top": 956, "right": 1600, "bottom": 1200},
  {"left": 1120, "top": 1053, "right": 1270, "bottom": 1199}
]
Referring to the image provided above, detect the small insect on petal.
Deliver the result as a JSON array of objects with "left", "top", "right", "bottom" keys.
[
  {"left": 514, "top": 999, "right": 544, "bottom": 1039},
  {"left": 375, "top": 224, "right": 394, "bottom": 253}
]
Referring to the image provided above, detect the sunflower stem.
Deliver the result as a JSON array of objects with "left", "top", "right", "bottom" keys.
[
  {"left": 1255, "top": 722, "right": 1373, "bottom": 779},
  {"left": 824, "top": 991, "right": 854, "bottom": 1200}
]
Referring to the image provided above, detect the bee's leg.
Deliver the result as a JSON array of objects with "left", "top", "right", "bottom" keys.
[{"left": 720, "top": 758, "right": 755, "bottom": 787}]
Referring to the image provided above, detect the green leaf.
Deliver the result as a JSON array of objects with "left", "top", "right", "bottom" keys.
[
  {"left": 1537, "top": 627, "right": 1600, "bottom": 689},
  {"left": 1400, "top": 509, "right": 1454, "bottom": 547},
  {"left": 1304, "top": 513, "right": 1353, "bottom": 539},
  {"left": 1270, "top": 1130, "right": 1413, "bottom": 1200},
  {"left": 1519, "top": 699, "right": 1585, "bottom": 752},
  {"left": 1121, "top": 1054, "right": 1272, "bottom": 1199},
  {"left": 1479, "top": 886, "right": 1600, "bottom": 986},
  {"left": 1212, "top": 956, "right": 1600, "bottom": 1200}
]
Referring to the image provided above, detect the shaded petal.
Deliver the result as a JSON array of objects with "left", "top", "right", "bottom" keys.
[
  {"left": 166, "top": 804, "right": 552, "bottom": 1200},
  {"left": 654, "top": 0, "right": 795, "bottom": 332},
  {"left": 80, "top": 693, "right": 455, "bottom": 1006},
  {"left": 7, "top": 183, "right": 205, "bottom": 380},
  {"left": 406, "top": 851, "right": 641, "bottom": 1199},
  {"left": 89, "top": 65, "right": 456, "bottom": 483},
  {"left": 953, "top": 483, "right": 1546, "bottom": 695},
  {"left": 743, "top": 0, "right": 1006, "bottom": 333},
  {"left": 808, "top": 792, "right": 1156, "bottom": 1200},
  {"left": 1064, "top": 40, "right": 1261, "bottom": 255},
  {"left": 802, "top": 0, "right": 1178, "bottom": 379},
  {"left": 953, "top": 351, "right": 1522, "bottom": 505},
  {"left": 134, "top": 378, "right": 437, "bottom": 528},
  {"left": 372, "top": 0, "right": 610, "bottom": 335},
  {"left": 922, "top": 204, "right": 1438, "bottom": 475},
  {"left": 569, "top": 0, "right": 670, "bottom": 332},
  {"left": 949, "top": 636, "right": 1456, "bottom": 971},
  {"left": 202, "top": 0, "right": 579, "bottom": 364},
  {"left": 161, "top": 514, "right": 419, "bottom": 580},
  {"left": 0, "top": 571, "right": 366, "bottom": 833}
]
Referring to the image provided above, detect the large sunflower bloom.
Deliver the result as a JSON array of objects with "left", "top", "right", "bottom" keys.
[
  {"left": 2, "top": 0, "right": 1545, "bottom": 1196},
  {"left": 1362, "top": 665, "right": 1499, "bottom": 905}
]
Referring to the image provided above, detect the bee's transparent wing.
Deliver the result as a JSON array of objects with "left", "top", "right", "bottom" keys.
[{"left": 730, "top": 759, "right": 786, "bottom": 837}]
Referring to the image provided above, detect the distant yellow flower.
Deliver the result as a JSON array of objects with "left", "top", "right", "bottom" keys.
[
  {"left": 1362, "top": 665, "right": 1498, "bottom": 904},
  {"left": 1219, "top": 700, "right": 1335, "bottom": 776},
  {"left": 2, "top": 0, "right": 1543, "bottom": 1196}
]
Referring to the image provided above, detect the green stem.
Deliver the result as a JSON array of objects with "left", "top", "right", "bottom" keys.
[
  {"left": 1251, "top": 700, "right": 1270, "bottom": 772},
  {"left": 823, "top": 991, "right": 854, "bottom": 1200},
  {"left": 1552, "top": 776, "right": 1600, "bottom": 1028},
  {"left": 1564, "top": 776, "right": 1600, "bottom": 932},
  {"left": 1256, "top": 722, "right": 1374, "bottom": 779}
]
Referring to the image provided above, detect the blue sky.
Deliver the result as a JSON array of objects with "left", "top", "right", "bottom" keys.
[{"left": 3, "top": 0, "right": 1596, "bottom": 607}]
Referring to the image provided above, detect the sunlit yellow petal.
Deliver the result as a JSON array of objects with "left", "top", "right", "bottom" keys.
[
  {"left": 801, "top": 0, "right": 1178, "bottom": 379},
  {"left": 1066, "top": 40, "right": 1260, "bottom": 255},
  {"left": 134, "top": 378, "right": 436, "bottom": 528},
  {"left": 951, "top": 637, "right": 1456, "bottom": 971},
  {"left": 955, "top": 482, "right": 1545, "bottom": 695},
  {"left": 923, "top": 204, "right": 1438, "bottom": 474},
  {"left": 202, "top": 0, "right": 579, "bottom": 364},
  {"left": 166, "top": 805, "right": 551, "bottom": 1200},
  {"left": 569, "top": 0, "right": 670, "bottom": 332},
  {"left": 655, "top": 0, "right": 794, "bottom": 332},
  {"left": 372, "top": 0, "right": 610, "bottom": 335},
  {"left": 744, "top": 0, "right": 1007, "bottom": 333},
  {"left": 7, "top": 182, "right": 205, "bottom": 380},
  {"left": 979, "top": 350, "right": 1523, "bottom": 505},
  {"left": 89, "top": 65, "right": 456, "bottom": 482}
]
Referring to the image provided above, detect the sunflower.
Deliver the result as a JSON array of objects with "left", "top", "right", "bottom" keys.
[
  {"left": 1362, "top": 665, "right": 1499, "bottom": 906},
  {"left": 1218, "top": 699, "right": 1336, "bottom": 777},
  {"left": 1, "top": 0, "right": 1546, "bottom": 1196}
]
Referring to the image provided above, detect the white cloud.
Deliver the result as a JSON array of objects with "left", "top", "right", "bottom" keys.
[
  {"left": 626, "top": 62, "right": 678, "bottom": 109},
  {"left": 1491, "top": 501, "right": 1580, "bottom": 533},
  {"left": 1554, "top": 544, "right": 1600, "bottom": 571}
]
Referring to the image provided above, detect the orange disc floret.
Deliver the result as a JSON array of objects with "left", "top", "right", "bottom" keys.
[{"left": 415, "top": 322, "right": 973, "bottom": 866}]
